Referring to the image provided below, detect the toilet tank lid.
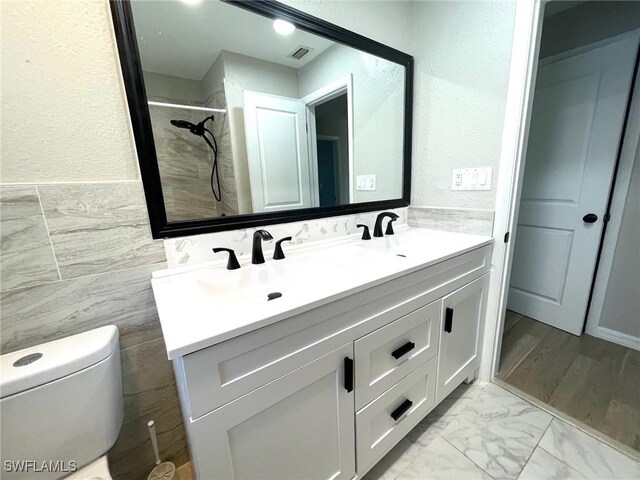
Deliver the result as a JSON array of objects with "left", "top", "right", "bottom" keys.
[{"left": 0, "top": 326, "right": 119, "bottom": 399}]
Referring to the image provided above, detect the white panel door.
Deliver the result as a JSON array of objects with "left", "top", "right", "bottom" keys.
[
  {"left": 244, "top": 91, "right": 315, "bottom": 212},
  {"left": 190, "top": 342, "right": 355, "bottom": 480},
  {"left": 508, "top": 33, "right": 639, "bottom": 335}
]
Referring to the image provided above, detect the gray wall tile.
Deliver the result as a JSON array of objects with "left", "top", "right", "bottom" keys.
[
  {"left": 0, "top": 265, "right": 164, "bottom": 354},
  {"left": 109, "top": 399, "right": 189, "bottom": 480},
  {"left": 120, "top": 336, "right": 178, "bottom": 423},
  {"left": 37, "top": 183, "right": 165, "bottom": 279},
  {"left": 409, "top": 206, "right": 495, "bottom": 236},
  {"left": 0, "top": 186, "right": 59, "bottom": 291}
]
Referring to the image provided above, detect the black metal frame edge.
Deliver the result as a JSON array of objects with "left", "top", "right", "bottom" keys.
[{"left": 110, "top": 0, "right": 413, "bottom": 239}]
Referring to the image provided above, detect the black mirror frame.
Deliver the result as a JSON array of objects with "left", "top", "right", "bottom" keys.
[{"left": 110, "top": 0, "right": 413, "bottom": 239}]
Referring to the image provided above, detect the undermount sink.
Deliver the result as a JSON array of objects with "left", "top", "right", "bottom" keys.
[
  {"left": 151, "top": 226, "right": 493, "bottom": 358},
  {"left": 195, "top": 254, "right": 360, "bottom": 306}
]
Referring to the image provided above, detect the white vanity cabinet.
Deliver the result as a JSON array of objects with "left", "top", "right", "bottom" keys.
[
  {"left": 164, "top": 241, "right": 493, "bottom": 480},
  {"left": 436, "top": 274, "right": 489, "bottom": 403},
  {"left": 189, "top": 342, "right": 356, "bottom": 480}
]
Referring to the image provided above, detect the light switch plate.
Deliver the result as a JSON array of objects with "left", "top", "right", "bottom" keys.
[
  {"left": 452, "top": 167, "right": 492, "bottom": 191},
  {"left": 356, "top": 174, "right": 376, "bottom": 191}
]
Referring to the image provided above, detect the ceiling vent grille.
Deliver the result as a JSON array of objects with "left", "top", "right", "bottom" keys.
[{"left": 288, "top": 45, "right": 313, "bottom": 60}]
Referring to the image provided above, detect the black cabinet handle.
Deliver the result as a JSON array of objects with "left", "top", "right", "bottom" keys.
[
  {"left": 391, "top": 341, "right": 415, "bottom": 360},
  {"left": 445, "top": 307, "right": 453, "bottom": 333},
  {"left": 344, "top": 357, "right": 354, "bottom": 393},
  {"left": 583, "top": 213, "right": 598, "bottom": 224},
  {"left": 390, "top": 399, "right": 413, "bottom": 421}
]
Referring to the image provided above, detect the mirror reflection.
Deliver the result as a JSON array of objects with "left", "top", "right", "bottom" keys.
[{"left": 130, "top": 0, "right": 406, "bottom": 222}]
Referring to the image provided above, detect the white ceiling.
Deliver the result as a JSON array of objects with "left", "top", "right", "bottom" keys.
[{"left": 131, "top": 0, "right": 335, "bottom": 81}]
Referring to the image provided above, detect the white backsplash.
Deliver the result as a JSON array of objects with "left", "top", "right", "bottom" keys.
[{"left": 163, "top": 208, "right": 408, "bottom": 267}]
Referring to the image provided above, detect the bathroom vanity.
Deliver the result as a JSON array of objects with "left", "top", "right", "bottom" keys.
[{"left": 152, "top": 227, "right": 492, "bottom": 479}]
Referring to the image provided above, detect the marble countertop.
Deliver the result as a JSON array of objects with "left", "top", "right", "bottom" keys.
[{"left": 151, "top": 226, "right": 493, "bottom": 359}]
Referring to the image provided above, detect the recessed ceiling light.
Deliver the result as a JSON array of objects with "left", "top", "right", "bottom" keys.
[
  {"left": 180, "top": 0, "right": 202, "bottom": 5},
  {"left": 273, "top": 19, "right": 295, "bottom": 36}
]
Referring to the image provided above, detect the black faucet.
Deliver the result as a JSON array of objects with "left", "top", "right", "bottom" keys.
[
  {"left": 373, "top": 212, "right": 399, "bottom": 237},
  {"left": 252, "top": 229, "right": 273, "bottom": 264}
]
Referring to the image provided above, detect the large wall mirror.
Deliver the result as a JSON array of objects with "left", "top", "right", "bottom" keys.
[{"left": 111, "top": 0, "right": 413, "bottom": 238}]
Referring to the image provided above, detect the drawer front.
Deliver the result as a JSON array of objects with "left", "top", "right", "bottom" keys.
[
  {"left": 354, "top": 300, "right": 441, "bottom": 410},
  {"left": 356, "top": 357, "right": 437, "bottom": 477},
  {"left": 183, "top": 245, "right": 490, "bottom": 419}
]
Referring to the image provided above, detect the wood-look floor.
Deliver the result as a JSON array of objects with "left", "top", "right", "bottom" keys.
[{"left": 497, "top": 310, "right": 640, "bottom": 453}]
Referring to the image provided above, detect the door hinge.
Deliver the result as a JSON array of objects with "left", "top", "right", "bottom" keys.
[
  {"left": 504, "top": 232, "right": 510, "bottom": 243},
  {"left": 603, "top": 212, "right": 611, "bottom": 223}
]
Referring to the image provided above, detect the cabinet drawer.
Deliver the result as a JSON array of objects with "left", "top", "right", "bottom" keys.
[
  {"left": 354, "top": 300, "right": 440, "bottom": 410},
  {"left": 356, "top": 357, "right": 437, "bottom": 476}
]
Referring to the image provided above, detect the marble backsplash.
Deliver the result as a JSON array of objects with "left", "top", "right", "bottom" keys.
[
  {"left": 163, "top": 207, "right": 409, "bottom": 268},
  {"left": 408, "top": 206, "right": 495, "bottom": 236}
]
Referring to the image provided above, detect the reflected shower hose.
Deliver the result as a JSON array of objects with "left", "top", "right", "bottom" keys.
[{"left": 169, "top": 115, "right": 221, "bottom": 202}]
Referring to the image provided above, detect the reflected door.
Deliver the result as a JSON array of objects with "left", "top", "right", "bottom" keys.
[
  {"left": 508, "top": 33, "right": 638, "bottom": 335},
  {"left": 244, "top": 91, "right": 317, "bottom": 212}
]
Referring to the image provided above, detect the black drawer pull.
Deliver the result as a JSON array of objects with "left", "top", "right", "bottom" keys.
[
  {"left": 445, "top": 307, "right": 454, "bottom": 333},
  {"left": 344, "top": 357, "right": 354, "bottom": 393},
  {"left": 390, "top": 399, "right": 413, "bottom": 421},
  {"left": 391, "top": 341, "right": 415, "bottom": 360}
]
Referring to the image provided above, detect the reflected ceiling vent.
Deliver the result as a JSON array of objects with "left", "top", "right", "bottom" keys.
[{"left": 288, "top": 45, "right": 313, "bottom": 60}]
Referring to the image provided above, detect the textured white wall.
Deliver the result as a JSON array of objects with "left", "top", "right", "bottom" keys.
[
  {"left": 298, "top": 44, "right": 405, "bottom": 202},
  {"left": 410, "top": 0, "right": 516, "bottom": 210},
  {"left": 143, "top": 71, "right": 205, "bottom": 103},
  {"left": 1, "top": 0, "right": 138, "bottom": 183}
]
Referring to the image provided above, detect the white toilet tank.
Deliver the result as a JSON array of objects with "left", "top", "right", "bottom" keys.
[{"left": 0, "top": 326, "right": 123, "bottom": 480}]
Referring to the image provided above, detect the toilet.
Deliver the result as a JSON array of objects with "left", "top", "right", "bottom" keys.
[{"left": 0, "top": 326, "right": 123, "bottom": 480}]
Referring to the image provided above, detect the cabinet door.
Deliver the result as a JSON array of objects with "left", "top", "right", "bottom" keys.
[
  {"left": 190, "top": 343, "right": 356, "bottom": 480},
  {"left": 437, "top": 274, "right": 488, "bottom": 403}
]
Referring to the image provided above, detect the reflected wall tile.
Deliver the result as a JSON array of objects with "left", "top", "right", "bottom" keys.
[
  {"left": 539, "top": 419, "right": 640, "bottom": 480},
  {"left": 0, "top": 265, "right": 163, "bottom": 354},
  {"left": 38, "top": 183, "right": 165, "bottom": 279},
  {"left": 163, "top": 207, "right": 409, "bottom": 267},
  {"left": 409, "top": 206, "right": 494, "bottom": 236},
  {"left": 120, "top": 336, "right": 178, "bottom": 423},
  {"left": 0, "top": 186, "right": 59, "bottom": 291}
]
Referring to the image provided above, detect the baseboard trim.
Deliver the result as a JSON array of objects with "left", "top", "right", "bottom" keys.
[{"left": 591, "top": 326, "right": 640, "bottom": 351}]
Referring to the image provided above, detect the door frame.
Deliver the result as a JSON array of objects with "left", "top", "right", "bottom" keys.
[
  {"left": 483, "top": 0, "right": 640, "bottom": 377},
  {"left": 301, "top": 75, "right": 355, "bottom": 203}
]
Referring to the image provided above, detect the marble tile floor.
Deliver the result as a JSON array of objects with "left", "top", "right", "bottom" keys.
[{"left": 363, "top": 382, "right": 640, "bottom": 480}]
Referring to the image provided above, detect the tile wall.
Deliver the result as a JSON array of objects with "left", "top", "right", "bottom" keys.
[{"left": 0, "top": 182, "right": 183, "bottom": 480}]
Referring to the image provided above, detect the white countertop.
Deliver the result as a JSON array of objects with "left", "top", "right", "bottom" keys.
[{"left": 151, "top": 226, "right": 493, "bottom": 359}]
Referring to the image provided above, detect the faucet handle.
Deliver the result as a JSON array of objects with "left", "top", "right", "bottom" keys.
[
  {"left": 212, "top": 247, "right": 241, "bottom": 270},
  {"left": 385, "top": 218, "right": 398, "bottom": 236},
  {"left": 273, "top": 236, "right": 292, "bottom": 260},
  {"left": 356, "top": 224, "right": 371, "bottom": 240}
]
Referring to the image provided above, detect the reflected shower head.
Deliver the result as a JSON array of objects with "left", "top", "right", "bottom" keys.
[
  {"left": 170, "top": 115, "right": 214, "bottom": 136},
  {"left": 170, "top": 119, "right": 196, "bottom": 130}
]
